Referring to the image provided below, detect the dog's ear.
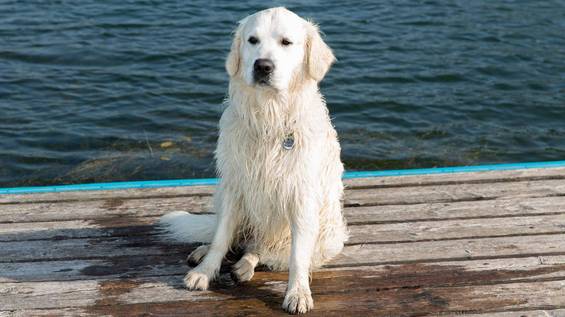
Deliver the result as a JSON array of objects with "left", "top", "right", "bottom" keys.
[
  {"left": 306, "top": 22, "right": 336, "bottom": 82},
  {"left": 225, "top": 19, "right": 247, "bottom": 77}
]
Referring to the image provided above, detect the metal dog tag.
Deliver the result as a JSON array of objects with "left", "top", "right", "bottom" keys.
[{"left": 282, "top": 134, "right": 294, "bottom": 150}]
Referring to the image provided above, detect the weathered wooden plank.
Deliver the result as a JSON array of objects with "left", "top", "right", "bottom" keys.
[
  {"left": 344, "top": 195, "right": 565, "bottom": 224},
  {"left": 0, "top": 256, "right": 186, "bottom": 283},
  {"left": 345, "top": 166, "right": 565, "bottom": 188},
  {"left": 0, "top": 195, "right": 212, "bottom": 223},
  {"left": 332, "top": 233, "right": 565, "bottom": 267},
  {"left": 2, "top": 180, "right": 565, "bottom": 225},
  {"left": 0, "top": 309, "right": 93, "bottom": 317},
  {"left": 439, "top": 310, "right": 565, "bottom": 317},
  {"left": 3, "top": 232, "right": 565, "bottom": 265},
  {"left": 2, "top": 252, "right": 565, "bottom": 285},
  {"left": 2, "top": 167, "right": 564, "bottom": 205},
  {"left": 4, "top": 308, "right": 565, "bottom": 317},
  {"left": 0, "top": 218, "right": 157, "bottom": 242},
  {"left": 1, "top": 273, "right": 564, "bottom": 315},
  {"left": 0, "top": 235, "right": 179, "bottom": 263},
  {"left": 345, "top": 179, "right": 565, "bottom": 207},
  {"left": 0, "top": 185, "right": 214, "bottom": 204},
  {"left": 3, "top": 212, "right": 565, "bottom": 247},
  {"left": 348, "top": 214, "right": 565, "bottom": 244},
  {"left": 0, "top": 195, "right": 563, "bottom": 236}
]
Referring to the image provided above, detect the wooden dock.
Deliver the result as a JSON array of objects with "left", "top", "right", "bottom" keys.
[{"left": 2, "top": 167, "right": 565, "bottom": 316}]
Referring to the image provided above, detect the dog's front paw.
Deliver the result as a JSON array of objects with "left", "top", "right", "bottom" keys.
[
  {"left": 231, "top": 257, "right": 255, "bottom": 282},
  {"left": 186, "top": 245, "right": 209, "bottom": 266},
  {"left": 184, "top": 270, "right": 210, "bottom": 290},
  {"left": 282, "top": 288, "right": 314, "bottom": 314}
]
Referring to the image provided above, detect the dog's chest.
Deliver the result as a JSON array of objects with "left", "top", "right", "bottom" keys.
[
  {"left": 234, "top": 127, "right": 301, "bottom": 178},
  {"left": 218, "top": 119, "right": 309, "bottom": 208}
]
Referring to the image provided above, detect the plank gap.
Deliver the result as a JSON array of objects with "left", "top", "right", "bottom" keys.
[{"left": 346, "top": 174, "right": 565, "bottom": 190}]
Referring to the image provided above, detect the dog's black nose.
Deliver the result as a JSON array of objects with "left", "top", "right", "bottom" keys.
[{"left": 253, "top": 59, "right": 275, "bottom": 77}]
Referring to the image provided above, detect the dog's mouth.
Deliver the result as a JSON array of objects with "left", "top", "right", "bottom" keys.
[
  {"left": 253, "top": 75, "right": 272, "bottom": 87},
  {"left": 256, "top": 79, "right": 270, "bottom": 86}
]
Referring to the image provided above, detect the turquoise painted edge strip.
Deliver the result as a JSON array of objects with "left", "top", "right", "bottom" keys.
[
  {"left": 343, "top": 160, "right": 565, "bottom": 179},
  {"left": 0, "top": 178, "right": 219, "bottom": 195},
  {"left": 1, "top": 160, "right": 565, "bottom": 195}
]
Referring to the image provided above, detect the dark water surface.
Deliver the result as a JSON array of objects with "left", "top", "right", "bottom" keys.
[{"left": 1, "top": 1, "right": 564, "bottom": 187}]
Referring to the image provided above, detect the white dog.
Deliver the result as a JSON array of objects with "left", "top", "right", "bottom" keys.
[{"left": 159, "top": 7, "right": 348, "bottom": 314}]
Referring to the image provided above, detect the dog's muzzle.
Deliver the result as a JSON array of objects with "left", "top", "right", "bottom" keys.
[{"left": 253, "top": 59, "right": 274, "bottom": 85}]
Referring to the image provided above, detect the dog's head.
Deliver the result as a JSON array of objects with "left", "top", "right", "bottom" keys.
[{"left": 226, "top": 7, "right": 335, "bottom": 91}]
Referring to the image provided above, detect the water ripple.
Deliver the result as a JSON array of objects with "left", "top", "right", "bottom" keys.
[{"left": 1, "top": 0, "right": 564, "bottom": 186}]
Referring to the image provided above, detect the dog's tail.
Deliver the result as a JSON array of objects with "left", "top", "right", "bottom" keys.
[{"left": 158, "top": 211, "right": 215, "bottom": 243}]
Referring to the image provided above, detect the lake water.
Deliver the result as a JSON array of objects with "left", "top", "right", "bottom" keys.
[{"left": 1, "top": 0, "right": 564, "bottom": 187}]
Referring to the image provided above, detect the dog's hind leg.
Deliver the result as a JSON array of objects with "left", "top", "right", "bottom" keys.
[
  {"left": 231, "top": 252, "right": 259, "bottom": 282},
  {"left": 186, "top": 244, "right": 210, "bottom": 266},
  {"left": 184, "top": 188, "right": 240, "bottom": 290}
]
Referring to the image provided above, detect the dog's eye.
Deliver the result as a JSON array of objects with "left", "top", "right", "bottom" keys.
[
  {"left": 281, "top": 38, "right": 292, "bottom": 46},
  {"left": 248, "top": 36, "right": 259, "bottom": 45}
]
